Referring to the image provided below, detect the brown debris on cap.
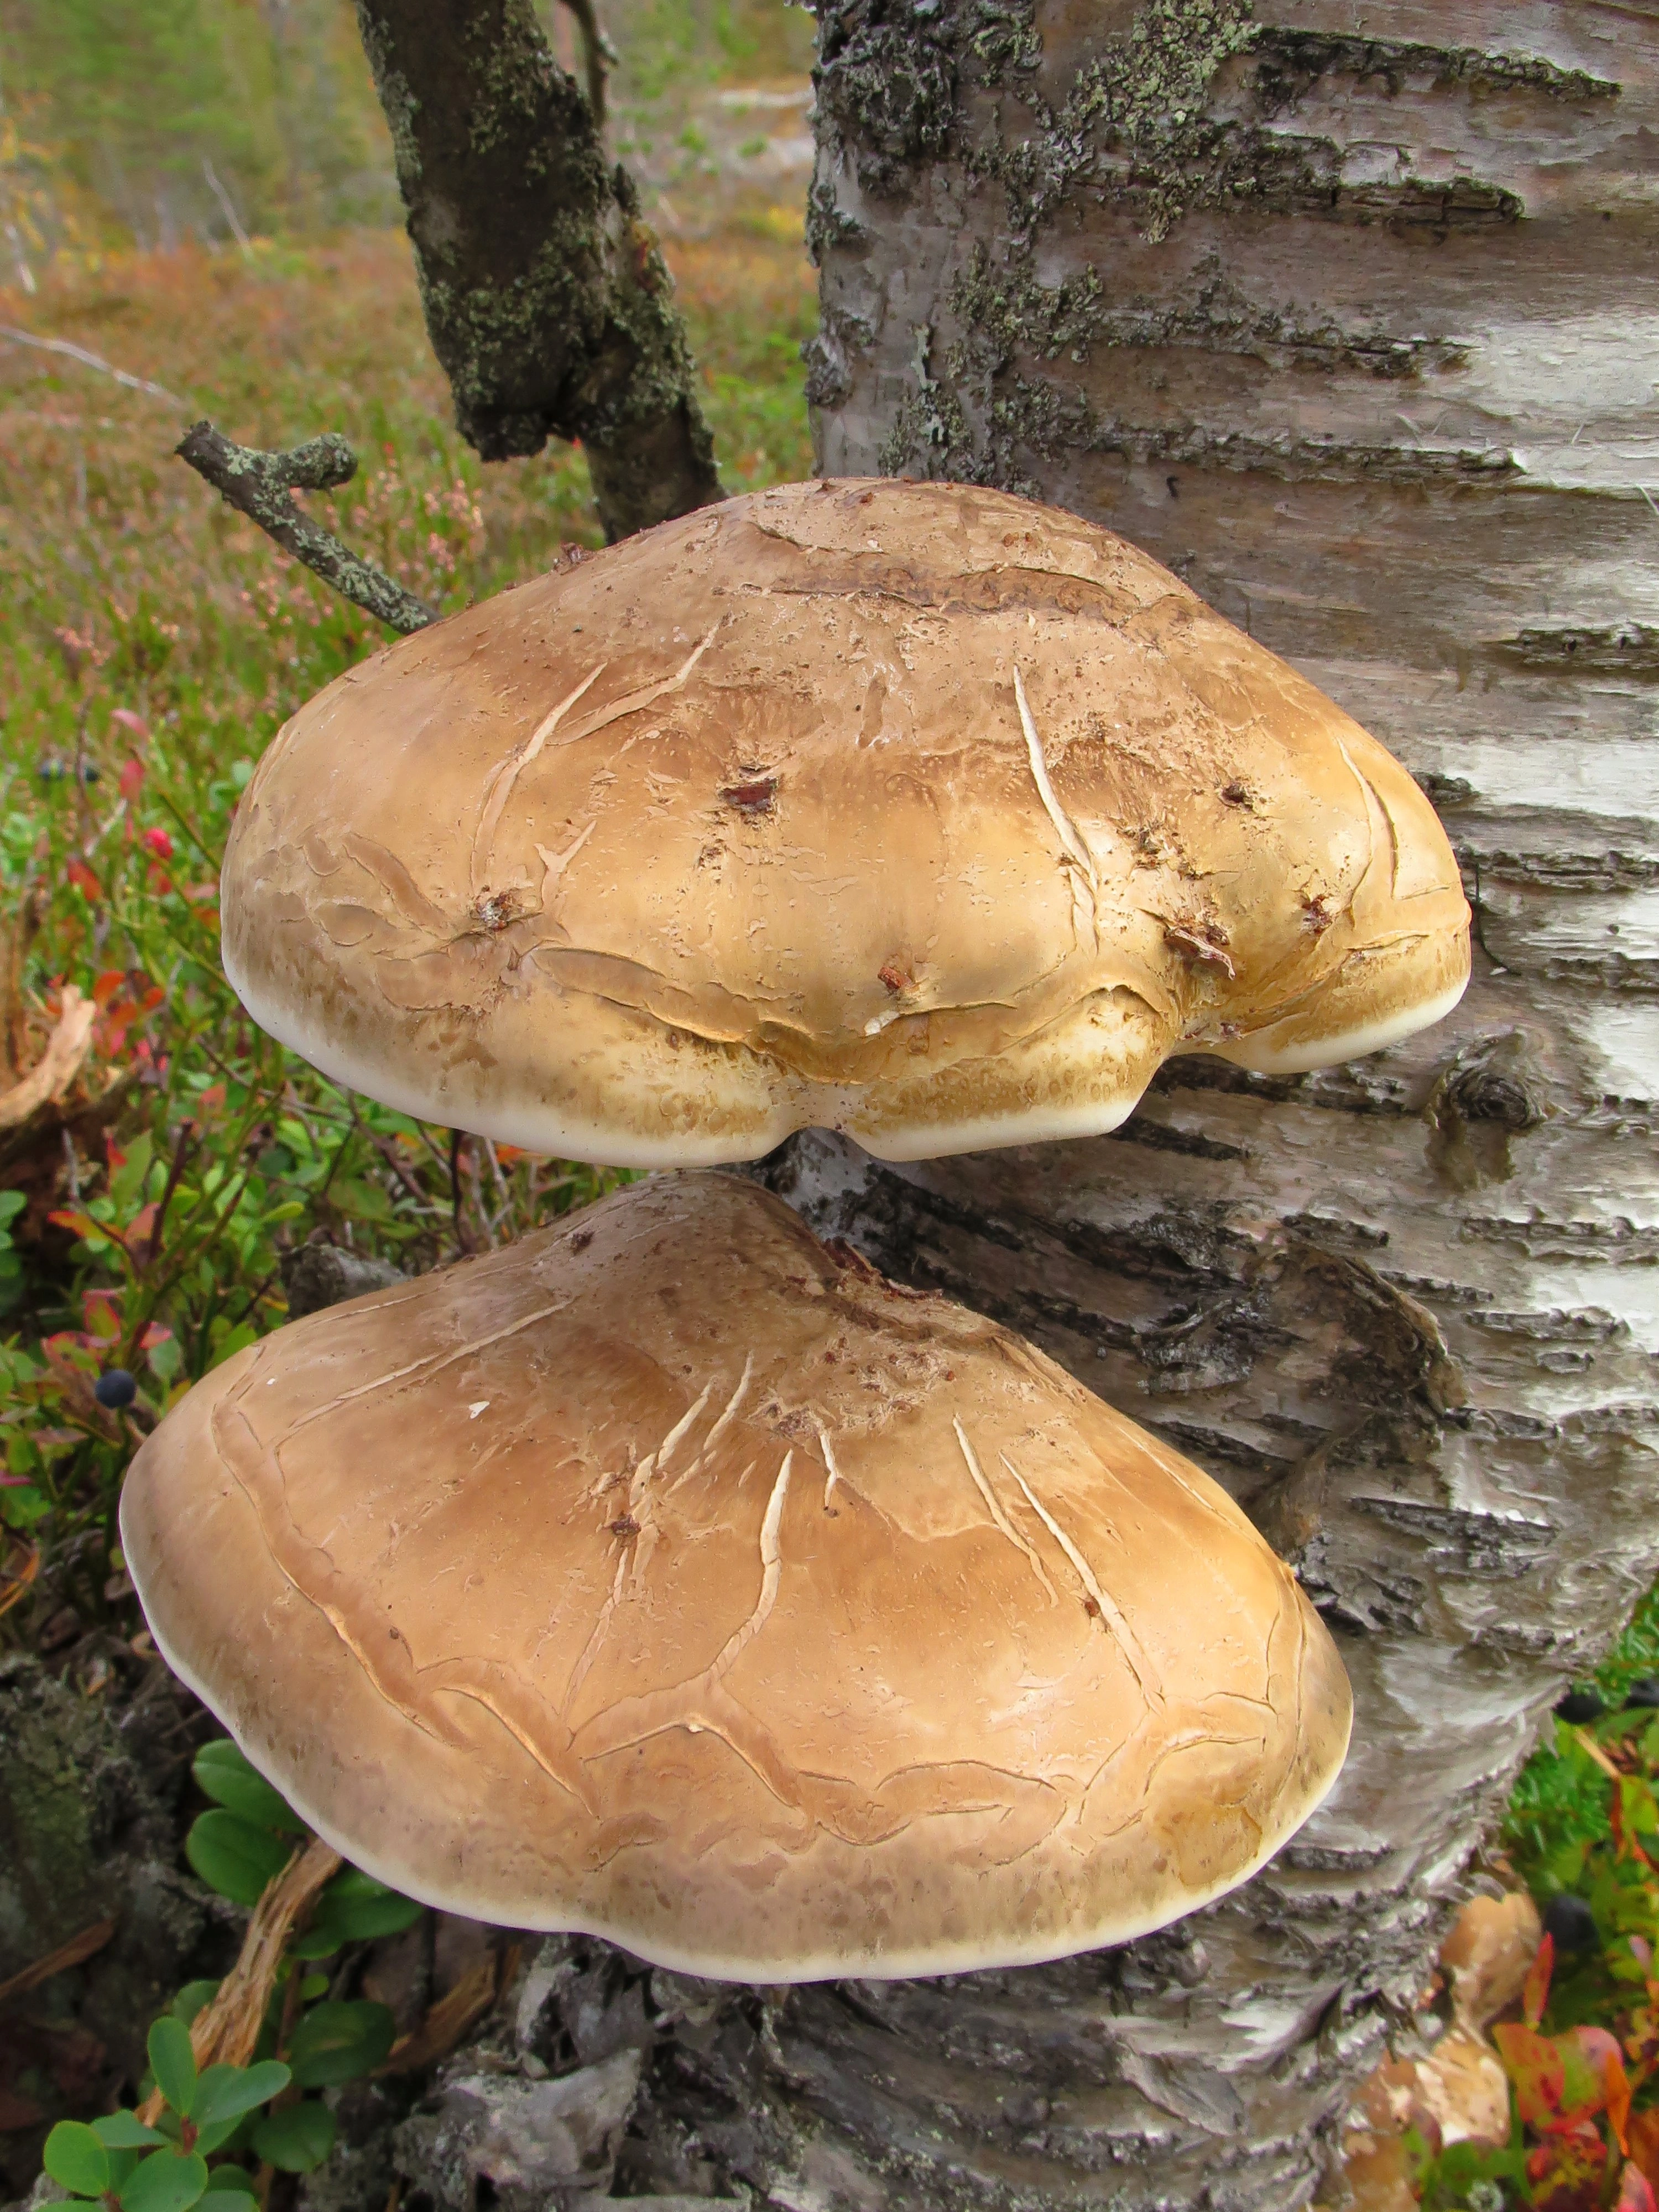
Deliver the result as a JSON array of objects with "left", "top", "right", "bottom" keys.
[
  {"left": 121, "top": 1172, "right": 1352, "bottom": 1983},
  {"left": 220, "top": 479, "right": 1468, "bottom": 1166}
]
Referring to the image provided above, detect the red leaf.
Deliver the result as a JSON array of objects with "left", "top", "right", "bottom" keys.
[
  {"left": 1525, "top": 1931, "right": 1556, "bottom": 2028},
  {"left": 91, "top": 969, "right": 126, "bottom": 1008},
  {"left": 1495, "top": 2020, "right": 1568, "bottom": 2128},
  {"left": 118, "top": 757, "right": 145, "bottom": 801},
  {"left": 66, "top": 857, "right": 103, "bottom": 902},
  {"left": 1619, "top": 2159, "right": 1659, "bottom": 2212},
  {"left": 1528, "top": 2119, "right": 1610, "bottom": 2212},
  {"left": 81, "top": 1288, "right": 122, "bottom": 1340},
  {"left": 1572, "top": 2025, "right": 1632, "bottom": 2151},
  {"left": 109, "top": 707, "right": 149, "bottom": 743}
]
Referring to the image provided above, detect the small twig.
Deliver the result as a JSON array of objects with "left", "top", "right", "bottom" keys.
[
  {"left": 201, "top": 156, "right": 254, "bottom": 258},
  {"left": 175, "top": 420, "right": 436, "bottom": 635},
  {"left": 0, "top": 1917, "right": 116, "bottom": 2007},
  {"left": 368, "top": 1128, "right": 431, "bottom": 1209},
  {"left": 0, "top": 323, "right": 185, "bottom": 407},
  {"left": 557, "top": 0, "right": 616, "bottom": 126},
  {"left": 141, "top": 1121, "right": 197, "bottom": 1271},
  {"left": 448, "top": 1128, "right": 476, "bottom": 1255}
]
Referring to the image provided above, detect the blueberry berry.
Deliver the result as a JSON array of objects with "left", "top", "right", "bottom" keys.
[
  {"left": 1554, "top": 1689, "right": 1605, "bottom": 1724},
  {"left": 93, "top": 1369, "right": 138, "bottom": 1410},
  {"left": 1624, "top": 1677, "right": 1659, "bottom": 1710},
  {"left": 1542, "top": 1893, "right": 1599, "bottom": 1954}
]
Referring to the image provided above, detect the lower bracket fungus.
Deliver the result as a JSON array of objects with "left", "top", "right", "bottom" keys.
[{"left": 121, "top": 1172, "right": 1350, "bottom": 1982}]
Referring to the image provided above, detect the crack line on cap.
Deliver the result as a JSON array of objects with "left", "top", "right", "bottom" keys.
[
  {"left": 667, "top": 1353, "right": 755, "bottom": 1496},
  {"left": 1013, "top": 661, "right": 1100, "bottom": 952},
  {"left": 471, "top": 660, "right": 607, "bottom": 899},
  {"left": 1001, "top": 1452, "right": 1164, "bottom": 1707},
  {"left": 953, "top": 1416, "right": 1057, "bottom": 1605},
  {"left": 283, "top": 1297, "right": 576, "bottom": 1437},
  {"left": 554, "top": 623, "right": 719, "bottom": 751}
]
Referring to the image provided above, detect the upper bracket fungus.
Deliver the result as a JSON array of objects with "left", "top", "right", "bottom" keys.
[
  {"left": 220, "top": 478, "right": 1469, "bottom": 1167},
  {"left": 120, "top": 1173, "right": 1350, "bottom": 1983}
]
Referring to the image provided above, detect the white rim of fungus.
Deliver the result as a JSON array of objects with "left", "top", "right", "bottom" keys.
[{"left": 224, "top": 940, "right": 1468, "bottom": 1169}]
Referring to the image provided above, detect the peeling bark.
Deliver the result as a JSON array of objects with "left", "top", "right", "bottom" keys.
[
  {"left": 352, "top": 0, "right": 722, "bottom": 541},
  {"left": 628, "top": 3, "right": 1659, "bottom": 2205}
]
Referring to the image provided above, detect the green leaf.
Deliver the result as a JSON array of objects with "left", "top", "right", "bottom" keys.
[
  {"left": 93, "top": 2114, "right": 167, "bottom": 2151},
  {"left": 314, "top": 1867, "right": 422, "bottom": 1943},
  {"left": 285, "top": 1926, "right": 341, "bottom": 1961},
  {"left": 119, "top": 2149, "right": 209, "bottom": 2212},
  {"left": 200, "top": 2171, "right": 257, "bottom": 2199},
  {"left": 286, "top": 1999, "right": 395, "bottom": 2088},
  {"left": 44, "top": 2120, "right": 111, "bottom": 2198},
  {"left": 0, "top": 1191, "right": 26, "bottom": 1226},
  {"left": 185, "top": 1811, "right": 292, "bottom": 1906},
  {"left": 250, "top": 2100, "right": 337, "bottom": 2173},
  {"left": 148, "top": 2017, "right": 197, "bottom": 2119},
  {"left": 171, "top": 1981, "right": 221, "bottom": 2027},
  {"left": 189, "top": 2062, "right": 290, "bottom": 2129},
  {"left": 191, "top": 1741, "right": 301, "bottom": 1835},
  {"left": 197, "top": 2195, "right": 260, "bottom": 2212}
]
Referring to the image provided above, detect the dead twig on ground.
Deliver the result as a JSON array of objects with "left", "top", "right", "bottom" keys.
[
  {"left": 0, "top": 1917, "right": 117, "bottom": 2007},
  {"left": 0, "top": 987, "right": 96, "bottom": 1131},
  {"left": 137, "top": 1834, "right": 341, "bottom": 2116}
]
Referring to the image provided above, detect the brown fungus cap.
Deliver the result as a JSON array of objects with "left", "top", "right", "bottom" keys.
[
  {"left": 221, "top": 479, "right": 1468, "bottom": 1166},
  {"left": 121, "top": 1172, "right": 1351, "bottom": 1981}
]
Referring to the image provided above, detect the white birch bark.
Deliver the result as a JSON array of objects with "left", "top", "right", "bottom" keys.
[{"left": 633, "top": 5, "right": 1659, "bottom": 2205}]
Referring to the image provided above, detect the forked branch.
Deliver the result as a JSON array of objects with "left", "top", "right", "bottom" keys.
[{"left": 176, "top": 420, "right": 436, "bottom": 635}]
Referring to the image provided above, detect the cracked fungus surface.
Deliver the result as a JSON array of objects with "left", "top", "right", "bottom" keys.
[
  {"left": 120, "top": 1173, "right": 1352, "bottom": 1980},
  {"left": 220, "top": 478, "right": 1469, "bottom": 1165}
]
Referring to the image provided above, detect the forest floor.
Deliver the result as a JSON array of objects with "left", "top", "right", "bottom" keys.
[{"left": 3, "top": 210, "right": 1659, "bottom": 2212}]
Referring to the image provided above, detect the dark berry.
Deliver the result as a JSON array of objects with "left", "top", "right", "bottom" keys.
[
  {"left": 93, "top": 1369, "right": 138, "bottom": 1410},
  {"left": 1624, "top": 1677, "right": 1659, "bottom": 1710},
  {"left": 1542, "top": 1894, "right": 1599, "bottom": 1954},
  {"left": 1555, "top": 1688, "right": 1606, "bottom": 1724}
]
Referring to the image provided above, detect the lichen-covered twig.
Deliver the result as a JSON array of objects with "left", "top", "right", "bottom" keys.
[{"left": 176, "top": 420, "right": 436, "bottom": 635}]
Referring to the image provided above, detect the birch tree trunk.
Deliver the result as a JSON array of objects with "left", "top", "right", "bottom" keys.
[{"left": 650, "top": 5, "right": 1659, "bottom": 2205}]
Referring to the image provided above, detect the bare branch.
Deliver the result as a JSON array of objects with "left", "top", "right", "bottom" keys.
[
  {"left": 1, "top": 323, "right": 184, "bottom": 406},
  {"left": 557, "top": 0, "right": 615, "bottom": 127},
  {"left": 176, "top": 419, "right": 436, "bottom": 635}
]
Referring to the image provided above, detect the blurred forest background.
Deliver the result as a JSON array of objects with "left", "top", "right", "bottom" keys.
[{"left": 0, "top": 0, "right": 815, "bottom": 257}]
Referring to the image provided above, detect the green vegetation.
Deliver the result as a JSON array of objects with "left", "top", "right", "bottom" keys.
[{"left": 41, "top": 1736, "right": 419, "bottom": 2208}]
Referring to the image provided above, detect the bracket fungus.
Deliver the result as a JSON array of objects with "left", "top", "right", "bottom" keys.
[
  {"left": 221, "top": 478, "right": 1469, "bottom": 1167},
  {"left": 120, "top": 1173, "right": 1350, "bottom": 1982}
]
